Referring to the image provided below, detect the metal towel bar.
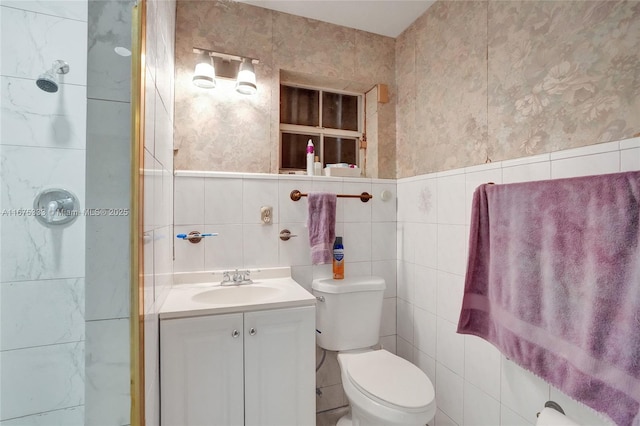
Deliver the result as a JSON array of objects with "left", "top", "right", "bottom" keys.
[{"left": 290, "top": 189, "right": 372, "bottom": 203}]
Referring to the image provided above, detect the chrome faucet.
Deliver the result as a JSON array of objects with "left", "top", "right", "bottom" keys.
[{"left": 220, "top": 269, "right": 253, "bottom": 286}]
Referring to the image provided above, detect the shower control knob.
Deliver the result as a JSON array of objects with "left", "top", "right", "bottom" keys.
[
  {"left": 232, "top": 330, "right": 240, "bottom": 338},
  {"left": 33, "top": 188, "right": 79, "bottom": 227}
]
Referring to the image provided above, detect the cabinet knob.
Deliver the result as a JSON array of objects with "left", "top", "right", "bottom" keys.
[
  {"left": 232, "top": 329, "right": 240, "bottom": 338},
  {"left": 249, "top": 328, "right": 257, "bottom": 336}
]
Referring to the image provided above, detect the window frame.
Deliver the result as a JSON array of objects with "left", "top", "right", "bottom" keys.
[{"left": 279, "top": 83, "right": 363, "bottom": 173}]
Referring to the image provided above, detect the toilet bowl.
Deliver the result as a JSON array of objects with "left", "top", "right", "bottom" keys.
[
  {"left": 337, "top": 350, "right": 436, "bottom": 426},
  {"left": 312, "top": 276, "right": 436, "bottom": 426}
]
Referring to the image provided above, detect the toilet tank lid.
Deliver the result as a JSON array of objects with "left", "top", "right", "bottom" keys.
[{"left": 312, "top": 276, "right": 385, "bottom": 294}]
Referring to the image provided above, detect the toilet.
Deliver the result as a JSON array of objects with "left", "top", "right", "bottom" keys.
[{"left": 312, "top": 276, "right": 436, "bottom": 426}]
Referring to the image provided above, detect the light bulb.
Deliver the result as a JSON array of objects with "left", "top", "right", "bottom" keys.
[
  {"left": 192, "top": 58, "right": 215, "bottom": 89},
  {"left": 236, "top": 59, "right": 256, "bottom": 95}
]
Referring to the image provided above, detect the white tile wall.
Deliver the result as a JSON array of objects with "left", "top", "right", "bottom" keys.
[
  {"left": 398, "top": 138, "right": 636, "bottom": 426},
  {"left": 143, "top": 0, "right": 176, "bottom": 424},
  {"left": 174, "top": 174, "right": 397, "bottom": 292},
  {"left": 620, "top": 137, "right": 640, "bottom": 172},
  {"left": 1, "top": 342, "right": 85, "bottom": 420},
  {"left": 436, "top": 173, "right": 466, "bottom": 225},
  {"left": 550, "top": 150, "right": 620, "bottom": 179},
  {"left": 83, "top": 0, "right": 141, "bottom": 422},
  {"left": 0, "top": 6, "right": 87, "bottom": 85},
  {"left": 204, "top": 223, "right": 244, "bottom": 269},
  {"left": 174, "top": 173, "right": 398, "bottom": 413},
  {"left": 0, "top": 279, "right": 84, "bottom": 351},
  {"left": 87, "top": 1, "right": 132, "bottom": 102},
  {"left": 436, "top": 363, "right": 464, "bottom": 425},
  {"left": 500, "top": 404, "right": 533, "bottom": 426},
  {"left": 464, "top": 336, "right": 501, "bottom": 400},
  {"left": 436, "top": 318, "right": 464, "bottom": 376},
  {"left": 1, "top": 1, "right": 87, "bottom": 20},
  {"left": 0, "top": 2, "right": 87, "bottom": 422},
  {"left": 0, "top": 407, "right": 84, "bottom": 426},
  {"left": 463, "top": 382, "right": 500, "bottom": 426},
  {"left": 85, "top": 319, "right": 130, "bottom": 425},
  {"left": 373, "top": 259, "right": 397, "bottom": 298},
  {"left": 1, "top": 76, "right": 87, "bottom": 149},
  {"left": 174, "top": 176, "right": 204, "bottom": 225},
  {"left": 414, "top": 265, "right": 437, "bottom": 313},
  {"left": 1, "top": 145, "right": 86, "bottom": 282},
  {"left": 171, "top": 138, "right": 637, "bottom": 421},
  {"left": 500, "top": 358, "right": 549, "bottom": 420},
  {"left": 413, "top": 307, "right": 436, "bottom": 359}
]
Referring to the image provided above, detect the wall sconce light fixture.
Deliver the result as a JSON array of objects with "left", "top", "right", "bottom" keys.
[
  {"left": 192, "top": 48, "right": 259, "bottom": 95},
  {"left": 192, "top": 53, "right": 215, "bottom": 88}
]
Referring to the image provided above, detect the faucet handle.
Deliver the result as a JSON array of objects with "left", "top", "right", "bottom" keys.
[
  {"left": 220, "top": 269, "right": 253, "bottom": 284},
  {"left": 239, "top": 270, "right": 253, "bottom": 283},
  {"left": 232, "top": 269, "right": 241, "bottom": 281}
]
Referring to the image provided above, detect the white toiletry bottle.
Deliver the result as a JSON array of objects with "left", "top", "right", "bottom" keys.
[
  {"left": 314, "top": 156, "right": 322, "bottom": 176},
  {"left": 306, "top": 140, "right": 314, "bottom": 176}
]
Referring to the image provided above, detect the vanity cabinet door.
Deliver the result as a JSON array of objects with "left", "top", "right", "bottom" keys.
[
  {"left": 244, "top": 306, "right": 315, "bottom": 426},
  {"left": 161, "top": 313, "right": 244, "bottom": 426}
]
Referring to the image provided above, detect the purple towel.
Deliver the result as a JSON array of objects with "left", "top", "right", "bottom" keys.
[
  {"left": 457, "top": 170, "right": 640, "bottom": 426},
  {"left": 307, "top": 192, "right": 337, "bottom": 265}
]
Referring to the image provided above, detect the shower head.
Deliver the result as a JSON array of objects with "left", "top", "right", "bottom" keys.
[
  {"left": 36, "top": 71, "right": 59, "bottom": 92},
  {"left": 36, "top": 60, "right": 69, "bottom": 93}
]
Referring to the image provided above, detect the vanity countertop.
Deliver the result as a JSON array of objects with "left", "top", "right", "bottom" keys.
[{"left": 159, "top": 267, "right": 316, "bottom": 320}]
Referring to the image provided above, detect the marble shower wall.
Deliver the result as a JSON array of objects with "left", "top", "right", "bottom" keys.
[
  {"left": 173, "top": 0, "right": 397, "bottom": 178},
  {"left": 85, "top": 1, "right": 138, "bottom": 424},
  {"left": 0, "top": 1, "right": 87, "bottom": 423},
  {"left": 143, "top": 0, "right": 177, "bottom": 425},
  {"left": 396, "top": 0, "right": 640, "bottom": 178}
]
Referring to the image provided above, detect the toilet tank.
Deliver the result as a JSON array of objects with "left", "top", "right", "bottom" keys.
[{"left": 312, "top": 276, "right": 385, "bottom": 351}]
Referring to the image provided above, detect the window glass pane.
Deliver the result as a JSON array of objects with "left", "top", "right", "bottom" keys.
[
  {"left": 322, "top": 92, "right": 358, "bottom": 131},
  {"left": 323, "top": 136, "right": 357, "bottom": 166},
  {"left": 280, "top": 133, "right": 320, "bottom": 170},
  {"left": 280, "top": 86, "right": 319, "bottom": 127}
]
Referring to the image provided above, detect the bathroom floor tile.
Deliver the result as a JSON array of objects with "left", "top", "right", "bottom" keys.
[{"left": 316, "top": 406, "right": 349, "bottom": 426}]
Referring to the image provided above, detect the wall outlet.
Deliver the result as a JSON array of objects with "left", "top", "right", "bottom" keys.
[{"left": 260, "top": 206, "right": 273, "bottom": 224}]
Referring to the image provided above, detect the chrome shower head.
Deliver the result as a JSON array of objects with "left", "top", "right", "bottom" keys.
[
  {"left": 36, "top": 71, "right": 58, "bottom": 92},
  {"left": 36, "top": 60, "right": 69, "bottom": 93}
]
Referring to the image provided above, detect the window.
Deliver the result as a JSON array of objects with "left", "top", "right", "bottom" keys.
[{"left": 279, "top": 84, "right": 361, "bottom": 172}]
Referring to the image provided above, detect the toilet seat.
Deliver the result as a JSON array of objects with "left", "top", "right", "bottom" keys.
[{"left": 344, "top": 350, "right": 435, "bottom": 411}]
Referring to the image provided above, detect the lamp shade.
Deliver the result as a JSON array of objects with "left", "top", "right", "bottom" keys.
[
  {"left": 236, "top": 59, "right": 257, "bottom": 95},
  {"left": 192, "top": 59, "right": 215, "bottom": 88}
]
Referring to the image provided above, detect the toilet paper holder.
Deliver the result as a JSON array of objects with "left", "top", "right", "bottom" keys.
[{"left": 537, "top": 400, "right": 565, "bottom": 417}]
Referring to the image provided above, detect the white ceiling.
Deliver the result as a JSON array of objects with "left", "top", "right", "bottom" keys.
[{"left": 238, "top": 0, "right": 435, "bottom": 38}]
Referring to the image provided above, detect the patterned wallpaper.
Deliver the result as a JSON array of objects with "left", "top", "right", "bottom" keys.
[
  {"left": 396, "top": 0, "right": 640, "bottom": 178},
  {"left": 175, "top": 1, "right": 639, "bottom": 179},
  {"left": 174, "top": 0, "right": 397, "bottom": 177}
]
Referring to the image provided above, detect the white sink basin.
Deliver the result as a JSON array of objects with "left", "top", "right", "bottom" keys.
[
  {"left": 192, "top": 285, "right": 284, "bottom": 305},
  {"left": 159, "top": 268, "right": 317, "bottom": 319}
]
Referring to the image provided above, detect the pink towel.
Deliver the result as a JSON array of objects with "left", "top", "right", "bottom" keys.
[
  {"left": 307, "top": 192, "right": 337, "bottom": 265},
  {"left": 457, "top": 171, "right": 640, "bottom": 426}
]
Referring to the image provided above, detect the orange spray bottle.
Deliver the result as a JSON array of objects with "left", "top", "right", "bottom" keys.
[{"left": 332, "top": 236, "right": 344, "bottom": 279}]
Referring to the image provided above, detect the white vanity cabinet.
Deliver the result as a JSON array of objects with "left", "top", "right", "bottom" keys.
[
  {"left": 160, "top": 305, "right": 315, "bottom": 426},
  {"left": 161, "top": 312, "right": 244, "bottom": 425}
]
